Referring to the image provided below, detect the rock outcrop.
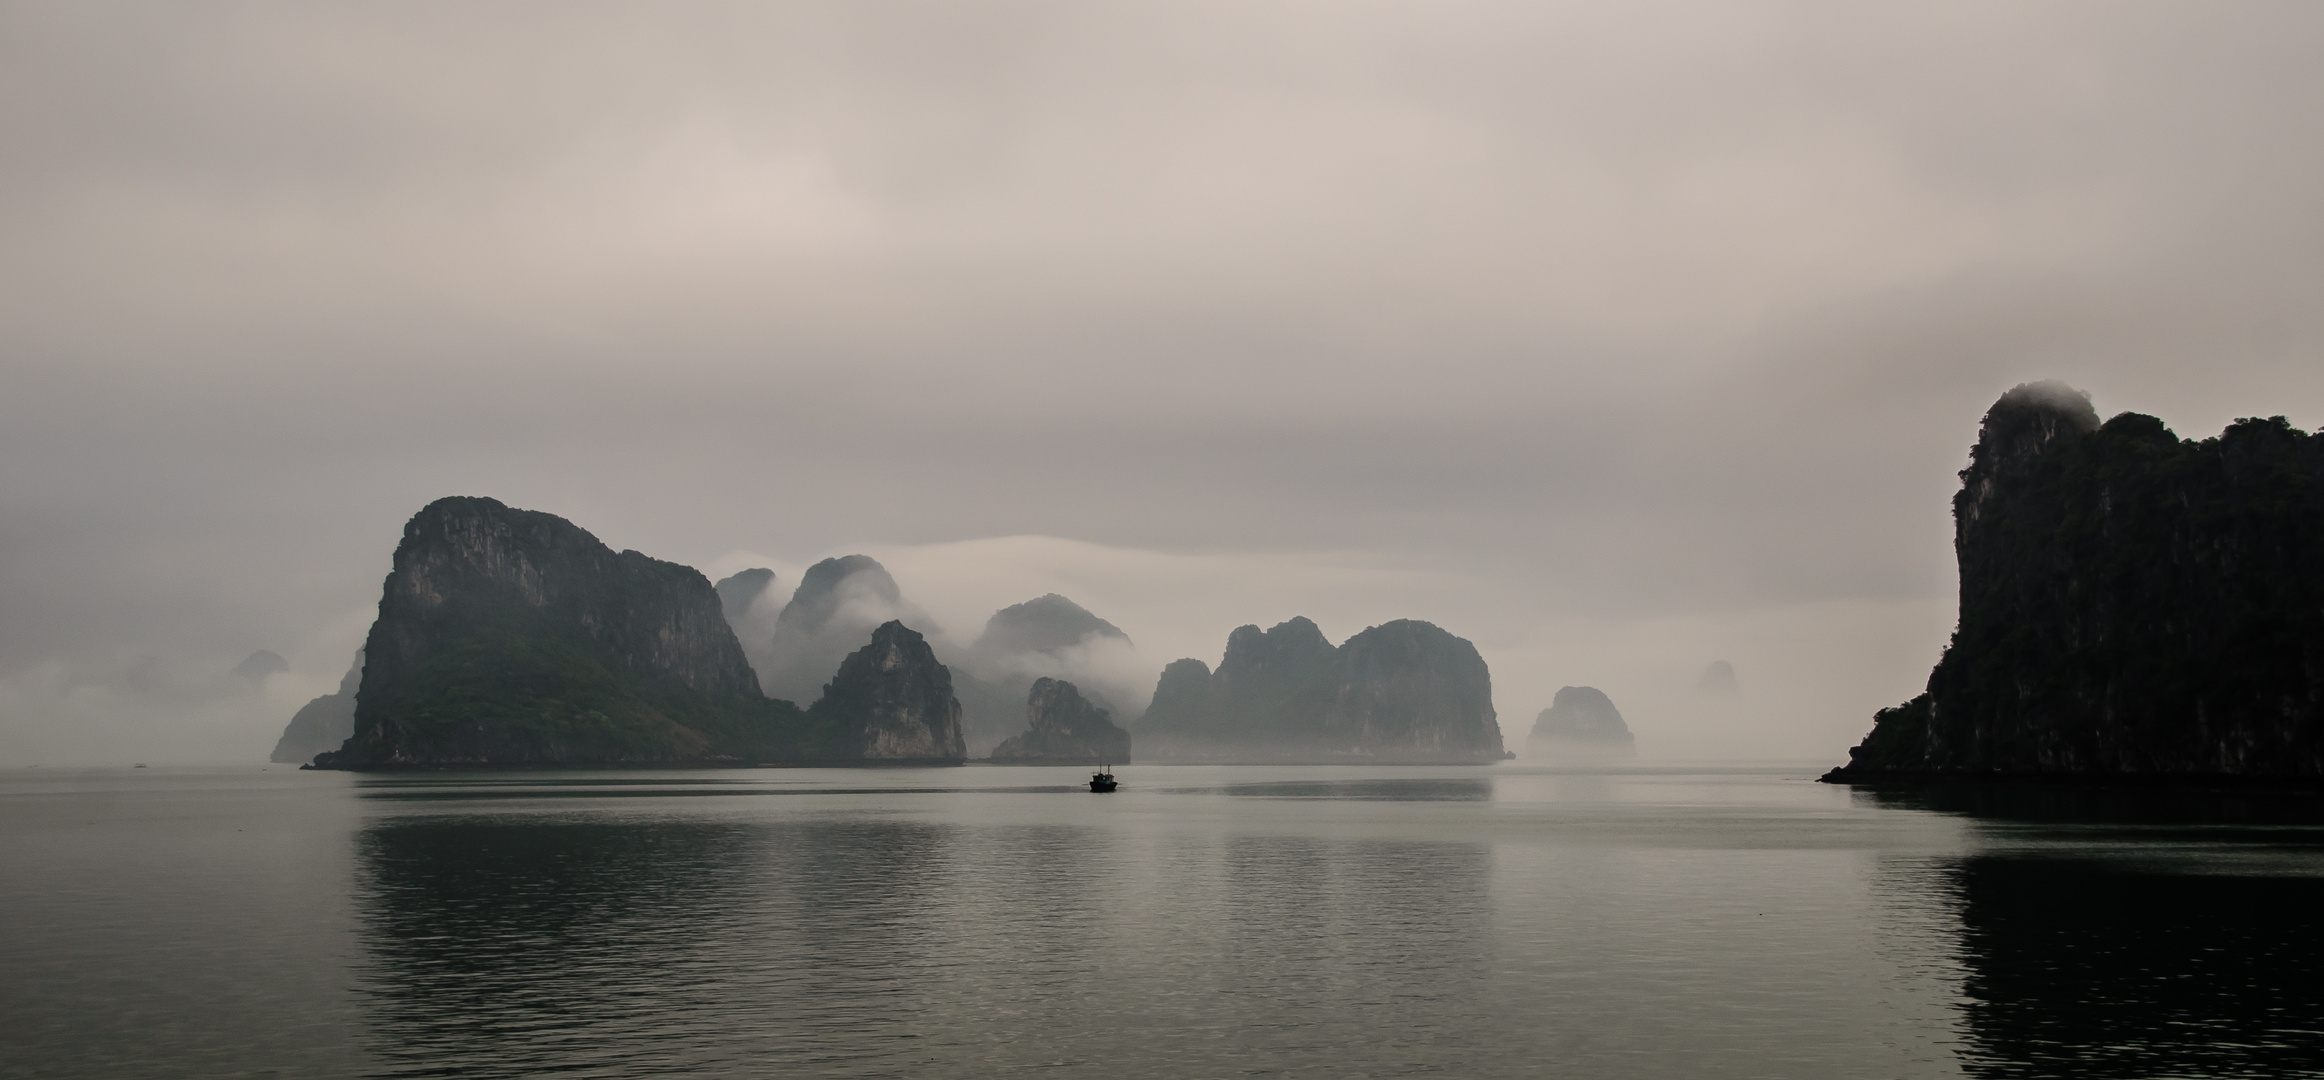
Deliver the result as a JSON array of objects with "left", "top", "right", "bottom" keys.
[
  {"left": 1133, "top": 617, "right": 1506, "bottom": 763},
  {"left": 1825, "top": 382, "right": 2324, "bottom": 782},
  {"left": 270, "top": 652, "right": 362, "bottom": 763},
  {"left": 311, "top": 497, "right": 806, "bottom": 768},
  {"left": 805, "top": 621, "right": 967, "bottom": 764},
  {"left": 714, "top": 568, "right": 778, "bottom": 627},
  {"left": 1526, "top": 686, "right": 1635, "bottom": 759},
  {"left": 989, "top": 677, "right": 1132, "bottom": 764}
]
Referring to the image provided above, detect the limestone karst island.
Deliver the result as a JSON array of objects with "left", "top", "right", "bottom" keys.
[
  {"left": 292, "top": 495, "right": 1509, "bottom": 769},
  {"left": 283, "top": 381, "right": 2324, "bottom": 782},
  {"left": 1824, "top": 382, "right": 2324, "bottom": 784}
]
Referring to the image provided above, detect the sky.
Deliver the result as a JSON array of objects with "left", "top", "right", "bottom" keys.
[{"left": 4, "top": 0, "right": 2322, "bottom": 765}]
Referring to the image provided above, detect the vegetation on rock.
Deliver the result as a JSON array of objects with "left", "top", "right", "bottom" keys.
[
  {"left": 1828, "top": 382, "right": 2324, "bottom": 780},
  {"left": 805, "top": 620, "right": 967, "bottom": 764},
  {"left": 314, "top": 497, "right": 815, "bottom": 768}
]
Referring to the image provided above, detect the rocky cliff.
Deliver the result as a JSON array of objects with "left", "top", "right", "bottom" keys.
[
  {"left": 1826, "top": 382, "right": 2324, "bottom": 781},
  {"left": 269, "top": 652, "right": 361, "bottom": 764},
  {"left": 1133, "top": 617, "right": 1506, "bottom": 763},
  {"left": 1526, "top": 686, "right": 1635, "bottom": 759},
  {"left": 312, "top": 497, "right": 805, "bottom": 768},
  {"left": 714, "top": 568, "right": 777, "bottom": 627},
  {"left": 805, "top": 620, "right": 967, "bottom": 764},
  {"left": 989, "top": 677, "right": 1132, "bottom": 764}
]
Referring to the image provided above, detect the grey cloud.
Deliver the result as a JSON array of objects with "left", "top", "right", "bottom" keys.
[{"left": 4, "top": 1, "right": 2323, "bottom": 762}]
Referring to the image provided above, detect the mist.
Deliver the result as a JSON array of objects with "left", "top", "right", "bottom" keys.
[{"left": 5, "top": 1, "right": 2323, "bottom": 765}]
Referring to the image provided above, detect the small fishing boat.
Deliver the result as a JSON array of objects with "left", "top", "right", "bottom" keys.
[{"left": 1089, "top": 765, "right": 1118, "bottom": 793}]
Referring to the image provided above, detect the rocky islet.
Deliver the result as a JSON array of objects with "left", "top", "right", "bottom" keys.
[
  {"left": 1527, "top": 686, "right": 1635, "bottom": 759},
  {"left": 1826, "top": 382, "right": 2324, "bottom": 782},
  {"left": 305, "top": 498, "right": 962, "bottom": 768},
  {"left": 989, "top": 677, "right": 1132, "bottom": 765}
]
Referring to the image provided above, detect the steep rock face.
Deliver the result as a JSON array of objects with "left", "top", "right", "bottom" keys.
[
  {"left": 714, "top": 568, "right": 777, "bottom": 627},
  {"left": 1134, "top": 617, "right": 1506, "bottom": 763},
  {"left": 1326, "top": 620, "right": 1501, "bottom": 756},
  {"left": 1139, "top": 658, "right": 1214, "bottom": 736},
  {"left": 1526, "top": 686, "right": 1635, "bottom": 759},
  {"left": 989, "top": 677, "right": 1132, "bottom": 764},
  {"left": 314, "top": 497, "right": 800, "bottom": 768},
  {"left": 806, "top": 621, "right": 966, "bottom": 764},
  {"left": 1827, "top": 383, "right": 2324, "bottom": 780},
  {"left": 270, "top": 652, "right": 362, "bottom": 764},
  {"left": 1214, "top": 617, "right": 1343, "bottom": 722}
]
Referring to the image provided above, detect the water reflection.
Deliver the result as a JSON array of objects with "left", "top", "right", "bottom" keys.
[
  {"left": 1861, "top": 784, "right": 2324, "bottom": 1077},
  {"left": 1214, "top": 777, "right": 1496, "bottom": 801},
  {"left": 1952, "top": 856, "right": 2324, "bottom": 1078},
  {"left": 353, "top": 817, "right": 762, "bottom": 1077},
  {"left": 1858, "top": 782, "right": 2324, "bottom": 830},
  {"left": 352, "top": 801, "right": 1500, "bottom": 1077}
]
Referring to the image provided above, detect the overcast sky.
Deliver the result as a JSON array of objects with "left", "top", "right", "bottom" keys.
[{"left": 5, "top": 1, "right": 2321, "bottom": 764}]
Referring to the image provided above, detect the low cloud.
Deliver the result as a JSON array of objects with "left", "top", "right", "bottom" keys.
[{"left": 4, "top": 2, "right": 2321, "bottom": 764}]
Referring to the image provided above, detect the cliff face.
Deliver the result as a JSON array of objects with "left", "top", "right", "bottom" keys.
[
  {"left": 1134, "top": 617, "right": 1506, "bottom": 763},
  {"left": 314, "top": 497, "right": 801, "bottom": 768},
  {"left": 1327, "top": 620, "right": 1501, "bottom": 757},
  {"left": 1828, "top": 383, "right": 2324, "bottom": 780},
  {"left": 989, "top": 677, "right": 1132, "bottom": 764},
  {"left": 1139, "top": 658, "right": 1215, "bottom": 737},
  {"left": 807, "top": 621, "right": 967, "bottom": 764},
  {"left": 714, "top": 568, "right": 777, "bottom": 627},
  {"left": 269, "top": 652, "right": 362, "bottom": 764},
  {"left": 1527, "top": 686, "right": 1635, "bottom": 758}
]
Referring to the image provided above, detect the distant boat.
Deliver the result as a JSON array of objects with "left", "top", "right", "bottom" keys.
[
  {"left": 1089, "top": 765, "right": 1117, "bottom": 793},
  {"left": 133, "top": 764, "right": 147, "bottom": 769}
]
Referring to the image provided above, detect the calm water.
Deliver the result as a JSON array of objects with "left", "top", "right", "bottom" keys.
[{"left": 5, "top": 764, "right": 2324, "bottom": 1079}]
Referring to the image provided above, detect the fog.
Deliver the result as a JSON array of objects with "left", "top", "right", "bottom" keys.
[{"left": 4, "top": 1, "right": 2321, "bottom": 765}]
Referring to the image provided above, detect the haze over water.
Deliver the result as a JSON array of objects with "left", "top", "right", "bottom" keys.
[{"left": 7, "top": 763, "right": 2321, "bottom": 1078}]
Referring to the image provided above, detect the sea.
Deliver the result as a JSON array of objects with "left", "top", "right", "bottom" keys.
[{"left": 5, "top": 763, "right": 2323, "bottom": 1079}]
